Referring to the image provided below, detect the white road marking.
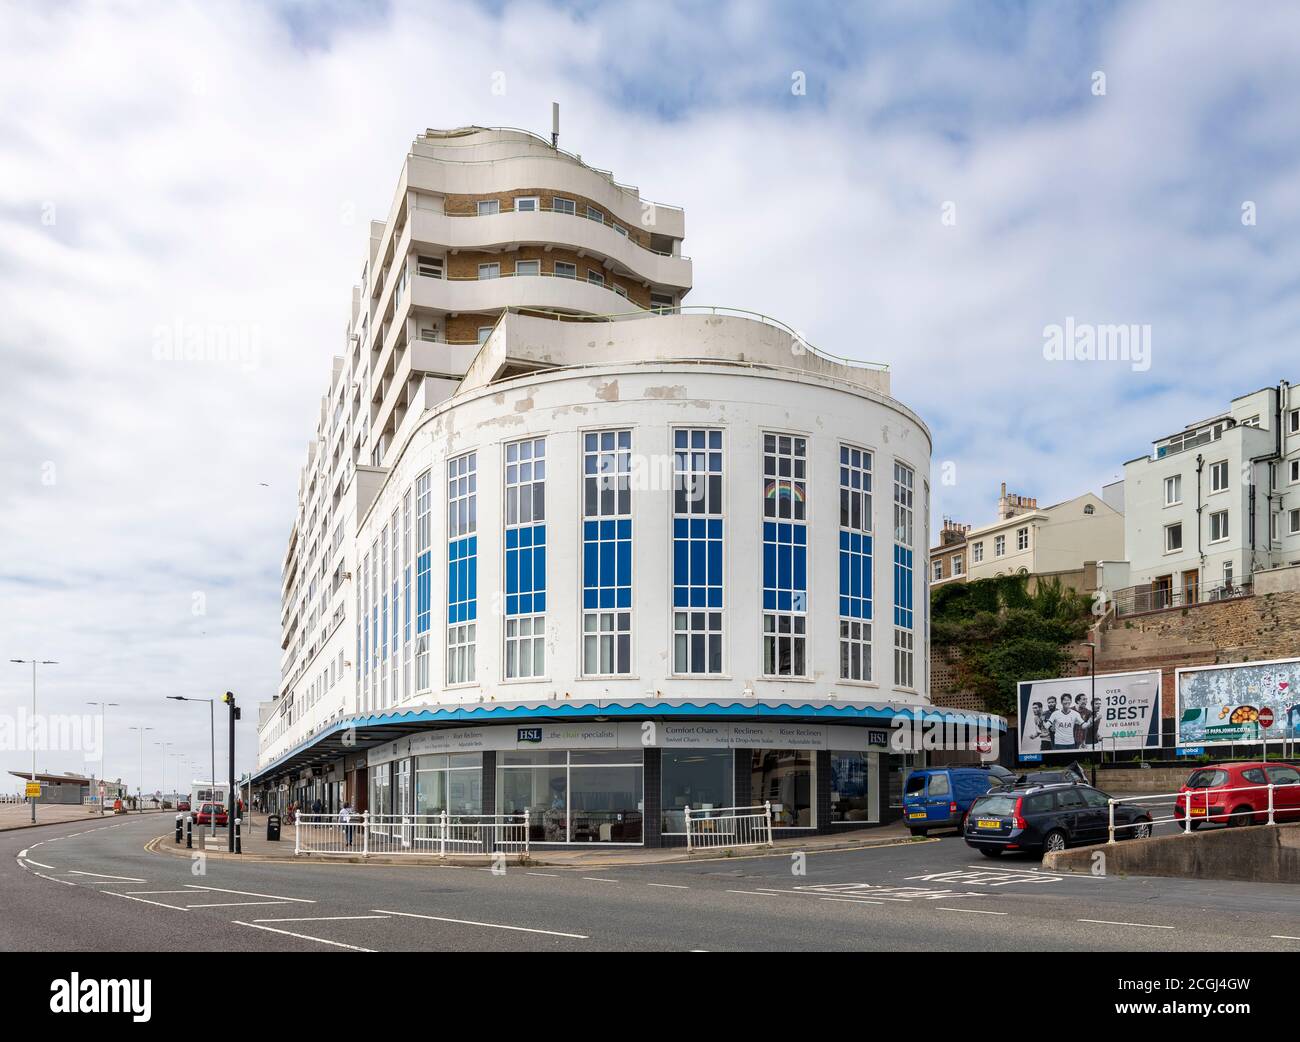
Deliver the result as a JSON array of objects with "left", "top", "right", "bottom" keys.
[
  {"left": 22, "top": 858, "right": 57, "bottom": 870},
  {"left": 374, "top": 908, "right": 589, "bottom": 939},
  {"left": 819, "top": 897, "right": 885, "bottom": 905},
  {"left": 938, "top": 907, "right": 1008, "bottom": 915},
  {"left": 725, "top": 889, "right": 783, "bottom": 897},
  {"left": 252, "top": 915, "right": 392, "bottom": 924},
  {"left": 1078, "top": 918, "right": 1174, "bottom": 930},
  {"left": 184, "top": 884, "right": 314, "bottom": 903},
  {"left": 1271, "top": 934, "right": 1300, "bottom": 940},
  {"left": 184, "top": 901, "right": 295, "bottom": 909},
  {"left": 17, "top": 849, "right": 27, "bottom": 858},
  {"left": 232, "top": 920, "right": 376, "bottom": 951},
  {"left": 68, "top": 871, "right": 147, "bottom": 882},
  {"left": 526, "top": 872, "right": 560, "bottom": 878},
  {"left": 103, "top": 891, "right": 188, "bottom": 911},
  {"left": 581, "top": 877, "right": 619, "bottom": 883},
  {"left": 127, "top": 890, "right": 199, "bottom": 895},
  {"left": 646, "top": 883, "right": 690, "bottom": 889}
]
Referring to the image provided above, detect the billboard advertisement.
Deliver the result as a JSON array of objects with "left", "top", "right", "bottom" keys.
[
  {"left": 1017, "top": 669, "right": 1161, "bottom": 756},
  {"left": 1176, "top": 658, "right": 1300, "bottom": 747}
]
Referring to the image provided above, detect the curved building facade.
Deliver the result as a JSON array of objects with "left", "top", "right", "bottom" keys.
[{"left": 256, "top": 126, "right": 980, "bottom": 845}]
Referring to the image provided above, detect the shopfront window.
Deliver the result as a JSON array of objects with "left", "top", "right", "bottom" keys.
[
  {"left": 830, "top": 750, "right": 875, "bottom": 823},
  {"left": 496, "top": 750, "right": 643, "bottom": 843},
  {"left": 750, "top": 749, "right": 814, "bottom": 827},
  {"left": 415, "top": 753, "right": 483, "bottom": 819},
  {"left": 368, "top": 762, "right": 392, "bottom": 832},
  {"left": 661, "top": 750, "right": 733, "bottom": 834},
  {"left": 395, "top": 758, "right": 411, "bottom": 818}
]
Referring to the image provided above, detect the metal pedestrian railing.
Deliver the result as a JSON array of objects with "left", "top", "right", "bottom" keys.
[
  {"left": 684, "top": 803, "right": 774, "bottom": 852},
  {"left": 295, "top": 811, "right": 530, "bottom": 859},
  {"left": 1106, "top": 780, "right": 1300, "bottom": 842}
]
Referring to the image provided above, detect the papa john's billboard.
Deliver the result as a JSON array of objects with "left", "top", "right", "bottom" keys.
[
  {"left": 1176, "top": 658, "right": 1300, "bottom": 748},
  {"left": 1017, "top": 669, "right": 1161, "bottom": 756}
]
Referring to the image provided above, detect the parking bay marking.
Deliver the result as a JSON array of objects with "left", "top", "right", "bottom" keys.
[
  {"left": 185, "top": 884, "right": 314, "bottom": 903},
  {"left": 231, "top": 921, "right": 376, "bottom": 952},
  {"left": 1078, "top": 918, "right": 1174, "bottom": 930},
  {"left": 374, "top": 909, "right": 589, "bottom": 939}
]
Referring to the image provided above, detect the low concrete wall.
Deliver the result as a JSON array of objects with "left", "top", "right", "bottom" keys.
[
  {"left": 1044, "top": 822, "right": 1300, "bottom": 883},
  {"left": 1095, "top": 767, "right": 1189, "bottom": 793}
]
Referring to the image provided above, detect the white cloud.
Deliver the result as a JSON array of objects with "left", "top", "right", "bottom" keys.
[{"left": 2, "top": 0, "right": 1299, "bottom": 780}]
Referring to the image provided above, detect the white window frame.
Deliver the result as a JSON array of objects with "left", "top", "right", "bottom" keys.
[
  {"left": 952, "top": 554, "right": 964, "bottom": 576},
  {"left": 1016, "top": 526, "right": 1029, "bottom": 551},
  {"left": 585, "top": 204, "right": 603, "bottom": 223},
  {"left": 933, "top": 560, "right": 943, "bottom": 581},
  {"left": 476, "top": 199, "right": 500, "bottom": 216},
  {"left": 478, "top": 262, "right": 500, "bottom": 280},
  {"left": 514, "top": 259, "right": 540, "bottom": 277},
  {"left": 1289, "top": 409, "right": 1299, "bottom": 435},
  {"left": 994, "top": 534, "right": 1006, "bottom": 557},
  {"left": 1164, "top": 522, "right": 1183, "bottom": 554},
  {"left": 513, "top": 196, "right": 539, "bottom": 212},
  {"left": 972, "top": 541, "right": 984, "bottom": 563},
  {"left": 893, "top": 628, "right": 914, "bottom": 689},
  {"left": 1209, "top": 509, "right": 1229, "bottom": 544},
  {"left": 587, "top": 269, "right": 605, "bottom": 287},
  {"left": 417, "top": 255, "right": 443, "bottom": 279},
  {"left": 554, "top": 261, "right": 577, "bottom": 280},
  {"left": 1164, "top": 473, "right": 1182, "bottom": 506},
  {"left": 1289, "top": 459, "right": 1300, "bottom": 485},
  {"left": 552, "top": 196, "right": 576, "bottom": 216},
  {"left": 1289, "top": 507, "right": 1300, "bottom": 535},
  {"left": 1209, "top": 459, "right": 1229, "bottom": 494}
]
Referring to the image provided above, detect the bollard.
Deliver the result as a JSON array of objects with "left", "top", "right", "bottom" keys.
[
  {"left": 174, "top": 814, "right": 183, "bottom": 844},
  {"left": 235, "top": 817, "right": 242, "bottom": 854},
  {"left": 185, "top": 815, "right": 193, "bottom": 849}
]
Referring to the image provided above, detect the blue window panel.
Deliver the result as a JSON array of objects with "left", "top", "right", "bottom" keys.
[{"left": 416, "top": 552, "right": 431, "bottom": 633}]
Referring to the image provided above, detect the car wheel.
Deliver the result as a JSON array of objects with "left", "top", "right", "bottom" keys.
[
  {"left": 1230, "top": 805, "right": 1253, "bottom": 827},
  {"left": 1130, "top": 819, "right": 1152, "bottom": 840},
  {"left": 979, "top": 847, "right": 1003, "bottom": 858},
  {"left": 1042, "top": 829, "right": 1067, "bottom": 855},
  {"left": 1188, "top": 820, "right": 1203, "bottom": 832},
  {"left": 908, "top": 827, "right": 928, "bottom": 837}
]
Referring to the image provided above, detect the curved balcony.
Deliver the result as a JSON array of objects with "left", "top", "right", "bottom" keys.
[
  {"left": 407, "top": 268, "right": 646, "bottom": 319},
  {"left": 407, "top": 207, "right": 692, "bottom": 291}
]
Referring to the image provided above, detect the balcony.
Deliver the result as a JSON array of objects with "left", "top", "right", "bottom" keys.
[{"left": 1112, "top": 578, "right": 1253, "bottom": 617}]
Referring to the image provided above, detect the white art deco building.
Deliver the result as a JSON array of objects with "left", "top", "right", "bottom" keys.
[{"left": 254, "top": 125, "right": 982, "bottom": 846}]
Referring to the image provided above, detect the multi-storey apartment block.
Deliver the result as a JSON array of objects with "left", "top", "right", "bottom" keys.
[
  {"left": 255, "top": 125, "right": 985, "bottom": 846},
  {"left": 1118, "top": 381, "right": 1299, "bottom": 612}
]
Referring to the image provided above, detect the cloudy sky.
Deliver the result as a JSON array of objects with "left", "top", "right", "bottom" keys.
[{"left": 3, "top": 0, "right": 1299, "bottom": 786}]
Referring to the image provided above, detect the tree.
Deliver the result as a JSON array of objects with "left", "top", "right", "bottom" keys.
[{"left": 932, "top": 575, "right": 1091, "bottom": 716}]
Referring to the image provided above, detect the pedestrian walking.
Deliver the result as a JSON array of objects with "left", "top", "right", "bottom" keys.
[{"left": 340, "top": 801, "right": 355, "bottom": 848}]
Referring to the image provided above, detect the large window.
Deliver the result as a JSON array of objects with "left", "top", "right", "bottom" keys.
[
  {"left": 414, "top": 753, "right": 483, "bottom": 820},
  {"left": 673, "top": 429, "right": 724, "bottom": 674},
  {"left": 504, "top": 438, "right": 546, "bottom": 679},
  {"left": 763, "top": 433, "right": 808, "bottom": 676},
  {"left": 830, "top": 750, "right": 875, "bottom": 823},
  {"left": 582, "top": 431, "right": 633, "bottom": 675},
  {"left": 750, "top": 749, "right": 814, "bottom": 828},
  {"left": 839, "top": 445, "right": 873, "bottom": 681},
  {"left": 368, "top": 762, "right": 392, "bottom": 818},
  {"left": 447, "top": 452, "right": 477, "bottom": 685},
  {"left": 402, "top": 488, "right": 412, "bottom": 698},
  {"left": 414, "top": 471, "right": 432, "bottom": 690},
  {"left": 1209, "top": 509, "right": 1229, "bottom": 543},
  {"left": 1209, "top": 460, "right": 1229, "bottom": 494},
  {"left": 893, "top": 461, "right": 915, "bottom": 688},
  {"left": 496, "top": 750, "right": 644, "bottom": 843},
  {"left": 660, "top": 750, "right": 734, "bottom": 834}
]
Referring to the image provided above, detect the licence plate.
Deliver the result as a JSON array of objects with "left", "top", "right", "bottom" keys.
[
  {"left": 908, "top": 811, "right": 927, "bottom": 820},
  {"left": 1189, "top": 806, "right": 1206, "bottom": 815},
  {"left": 976, "top": 819, "right": 1002, "bottom": 830}
]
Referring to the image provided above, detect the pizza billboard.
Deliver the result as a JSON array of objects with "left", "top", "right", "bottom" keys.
[
  {"left": 1017, "top": 669, "right": 1161, "bottom": 756},
  {"left": 1176, "top": 658, "right": 1300, "bottom": 748}
]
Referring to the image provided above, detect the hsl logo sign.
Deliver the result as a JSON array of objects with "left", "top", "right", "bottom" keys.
[{"left": 517, "top": 727, "right": 543, "bottom": 744}]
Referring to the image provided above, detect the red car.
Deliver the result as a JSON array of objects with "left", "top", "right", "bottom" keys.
[
  {"left": 176, "top": 800, "right": 191, "bottom": 812},
  {"left": 1174, "top": 762, "right": 1300, "bottom": 827},
  {"left": 194, "top": 802, "right": 228, "bottom": 826}
]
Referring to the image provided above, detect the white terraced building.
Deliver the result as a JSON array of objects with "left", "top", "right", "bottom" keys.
[{"left": 255, "top": 125, "right": 993, "bottom": 847}]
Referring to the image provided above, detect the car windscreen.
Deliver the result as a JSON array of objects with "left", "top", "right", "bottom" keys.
[
  {"left": 904, "top": 774, "right": 927, "bottom": 795},
  {"left": 1186, "top": 769, "right": 1229, "bottom": 788},
  {"left": 970, "top": 794, "right": 1017, "bottom": 817}
]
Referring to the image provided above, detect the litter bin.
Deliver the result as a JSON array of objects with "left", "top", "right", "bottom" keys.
[{"left": 266, "top": 814, "right": 281, "bottom": 842}]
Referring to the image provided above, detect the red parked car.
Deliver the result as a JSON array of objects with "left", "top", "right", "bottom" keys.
[
  {"left": 176, "top": 800, "right": 191, "bottom": 812},
  {"left": 1174, "top": 762, "right": 1300, "bottom": 828},
  {"left": 194, "top": 802, "right": 228, "bottom": 827}
]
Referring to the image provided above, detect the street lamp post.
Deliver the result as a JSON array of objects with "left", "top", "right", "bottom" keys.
[
  {"left": 167, "top": 696, "right": 216, "bottom": 836},
  {"left": 154, "top": 741, "right": 172, "bottom": 806},
  {"left": 11, "top": 659, "right": 57, "bottom": 823},
  {"left": 87, "top": 701, "right": 119, "bottom": 815},
  {"left": 1083, "top": 642, "right": 1098, "bottom": 787},
  {"left": 127, "top": 726, "right": 153, "bottom": 811}
]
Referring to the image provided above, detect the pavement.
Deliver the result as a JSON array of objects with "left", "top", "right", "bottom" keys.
[
  {"left": 159, "top": 812, "right": 926, "bottom": 867},
  {"left": 6, "top": 810, "right": 1300, "bottom": 952}
]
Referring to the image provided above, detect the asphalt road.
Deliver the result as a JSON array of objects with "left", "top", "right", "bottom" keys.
[{"left": 4, "top": 814, "right": 1299, "bottom": 952}]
